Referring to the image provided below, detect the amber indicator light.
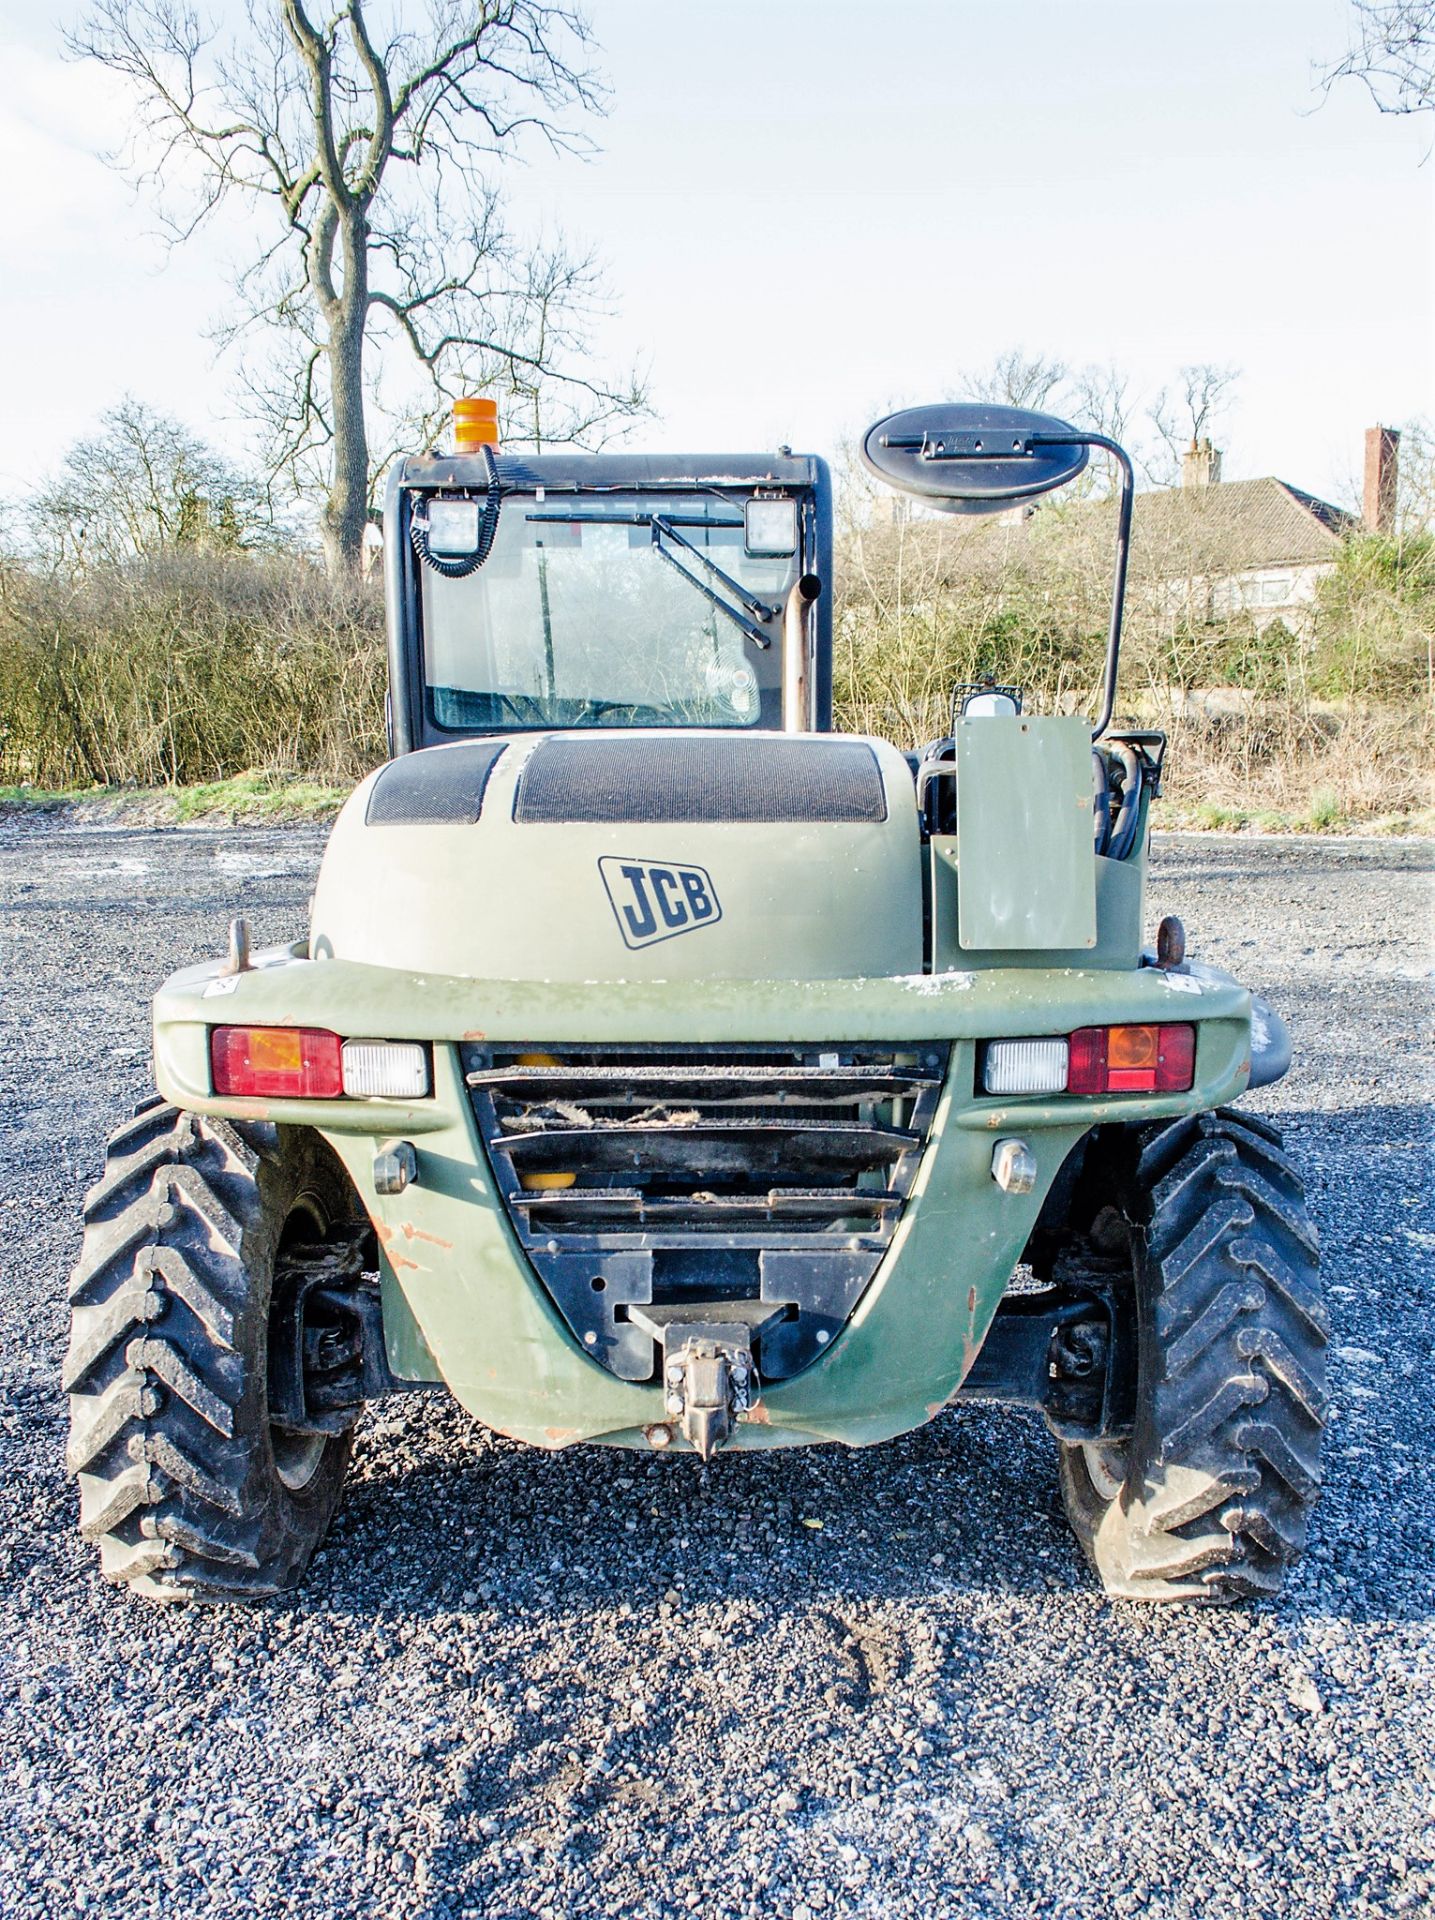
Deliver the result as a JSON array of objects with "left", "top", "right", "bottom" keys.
[
  {"left": 210, "top": 1026, "right": 344, "bottom": 1099},
  {"left": 1066, "top": 1023, "right": 1195, "bottom": 1096}
]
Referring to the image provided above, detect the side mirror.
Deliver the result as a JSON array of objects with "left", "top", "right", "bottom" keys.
[
  {"left": 860, "top": 403, "right": 1088, "bottom": 517},
  {"left": 859, "top": 400, "right": 1135, "bottom": 740}
]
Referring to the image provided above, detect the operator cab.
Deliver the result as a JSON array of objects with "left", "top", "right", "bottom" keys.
[{"left": 384, "top": 442, "right": 833, "bottom": 754}]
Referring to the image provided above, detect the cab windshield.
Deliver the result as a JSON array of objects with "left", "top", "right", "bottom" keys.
[{"left": 420, "top": 491, "right": 801, "bottom": 731}]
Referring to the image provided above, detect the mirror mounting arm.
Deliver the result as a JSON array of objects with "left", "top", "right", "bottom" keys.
[
  {"left": 862, "top": 406, "right": 1135, "bottom": 742},
  {"left": 1028, "top": 432, "right": 1134, "bottom": 741}
]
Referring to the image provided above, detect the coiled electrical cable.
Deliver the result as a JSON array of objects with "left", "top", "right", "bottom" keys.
[{"left": 410, "top": 443, "right": 504, "bottom": 578}]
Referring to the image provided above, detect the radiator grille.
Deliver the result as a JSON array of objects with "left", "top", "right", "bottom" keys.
[{"left": 462, "top": 1043, "right": 948, "bottom": 1382}]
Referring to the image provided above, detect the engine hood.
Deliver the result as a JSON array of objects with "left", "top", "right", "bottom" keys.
[{"left": 311, "top": 731, "right": 923, "bottom": 982}]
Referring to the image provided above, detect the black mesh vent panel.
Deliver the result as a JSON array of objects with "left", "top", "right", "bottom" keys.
[
  {"left": 366, "top": 742, "right": 507, "bottom": 825},
  {"left": 513, "top": 736, "right": 887, "bottom": 825},
  {"left": 462, "top": 1042, "right": 948, "bottom": 1384}
]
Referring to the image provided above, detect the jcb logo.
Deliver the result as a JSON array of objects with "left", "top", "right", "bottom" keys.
[{"left": 598, "top": 857, "right": 722, "bottom": 950}]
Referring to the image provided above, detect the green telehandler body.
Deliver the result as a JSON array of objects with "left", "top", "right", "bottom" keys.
[{"left": 66, "top": 404, "right": 1326, "bottom": 1606}]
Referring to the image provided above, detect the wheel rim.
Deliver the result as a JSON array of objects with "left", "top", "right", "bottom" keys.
[
  {"left": 271, "top": 1421, "right": 326, "bottom": 1493},
  {"left": 1079, "top": 1205, "right": 1137, "bottom": 1508},
  {"left": 1081, "top": 1439, "right": 1129, "bottom": 1505},
  {"left": 269, "top": 1201, "right": 332, "bottom": 1494}
]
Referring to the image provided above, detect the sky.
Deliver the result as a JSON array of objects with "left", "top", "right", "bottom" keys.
[{"left": 0, "top": 0, "right": 1430, "bottom": 514}]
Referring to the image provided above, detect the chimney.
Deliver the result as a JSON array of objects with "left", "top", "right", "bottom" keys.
[
  {"left": 1181, "top": 438, "right": 1223, "bottom": 489},
  {"left": 1363, "top": 425, "right": 1400, "bottom": 534}
]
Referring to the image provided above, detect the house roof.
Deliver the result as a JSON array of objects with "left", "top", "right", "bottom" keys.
[
  {"left": 851, "top": 474, "right": 1357, "bottom": 584},
  {"left": 1124, "top": 477, "right": 1356, "bottom": 574}
]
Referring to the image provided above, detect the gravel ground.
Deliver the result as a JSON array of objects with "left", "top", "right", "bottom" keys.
[{"left": 0, "top": 822, "right": 1431, "bottom": 1920}]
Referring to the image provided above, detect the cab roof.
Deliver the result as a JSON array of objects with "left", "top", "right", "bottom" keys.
[{"left": 392, "top": 449, "right": 825, "bottom": 495}]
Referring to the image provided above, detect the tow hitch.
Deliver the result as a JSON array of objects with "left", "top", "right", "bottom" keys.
[{"left": 626, "top": 1302, "right": 786, "bottom": 1459}]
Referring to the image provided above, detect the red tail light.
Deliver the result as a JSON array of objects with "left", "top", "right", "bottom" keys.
[
  {"left": 1067, "top": 1023, "right": 1196, "bottom": 1096},
  {"left": 211, "top": 1026, "right": 344, "bottom": 1099}
]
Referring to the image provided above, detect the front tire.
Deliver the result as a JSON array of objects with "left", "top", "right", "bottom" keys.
[
  {"left": 1059, "top": 1107, "right": 1327, "bottom": 1603},
  {"left": 65, "top": 1101, "right": 363, "bottom": 1602}
]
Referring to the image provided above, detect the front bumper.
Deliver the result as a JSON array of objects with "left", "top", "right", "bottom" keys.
[{"left": 153, "top": 949, "right": 1254, "bottom": 1451}]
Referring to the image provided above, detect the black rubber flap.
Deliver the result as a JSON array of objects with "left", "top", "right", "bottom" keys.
[
  {"left": 514, "top": 735, "right": 887, "bottom": 825},
  {"left": 366, "top": 742, "right": 507, "bottom": 825}
]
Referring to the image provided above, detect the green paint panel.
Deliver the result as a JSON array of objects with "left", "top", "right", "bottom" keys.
[
  {"left": 151, "top": 942, "right": 1254, "bottom": 1452},
  {"left": 954, "top": 716, "right": 1096, "bottom": 951}
]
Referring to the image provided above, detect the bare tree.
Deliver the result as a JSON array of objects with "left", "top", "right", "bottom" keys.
[
  {"left": 71, "top": 2, "right": 648, "bottom": 573},
  {"left": 963, "top": 348, "right": 1070, "bottom": 412},
  {"left": 1147, "top": 363, "right": 1241, "bottom": 484},
  {"left": 29, "top": 399, "right": 277, "bottom": 572},
  {"left": 1069, "top": 361, "right": 1134, "bottom": 445},
  {"left": 1323, "top": 0, "right": 1434, "bottom": 115}
]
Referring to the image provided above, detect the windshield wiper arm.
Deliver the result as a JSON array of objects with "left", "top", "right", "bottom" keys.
[
  {"left": 649, "top": 539, "right": 772, "bottom": 649},
  {"left": 522, "top": 507, "right": 780, "bottom": 650},
  {"left": 648, "top": 515, "right": 782, "bottom": 623}
]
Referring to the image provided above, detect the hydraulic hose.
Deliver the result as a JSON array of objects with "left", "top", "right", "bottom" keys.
[
  {"left": 1091, "top": 748, "right": 1112, "bottom": 857},
  {"left": 1107, "top": 744, "right": 1144, "bottom": 863}
]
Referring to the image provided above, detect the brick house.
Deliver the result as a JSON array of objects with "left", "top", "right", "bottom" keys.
[
  {"left": 1135, "top": 429, "right": 1397, "bottom": 636},
  {"left": 862, "top": 426, "right": 1399, "bottom": 645}
]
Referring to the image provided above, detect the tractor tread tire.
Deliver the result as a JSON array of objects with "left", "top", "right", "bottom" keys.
[
  {"left": 66, "top": 1101, "right": 353, "bottom": 1604},
  {"left": 1060, "top": 1107, "right": 1326, "bottom": 1604}
]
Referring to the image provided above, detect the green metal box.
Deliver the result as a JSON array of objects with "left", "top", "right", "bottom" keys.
[{"left": 954, "top": 716, "right": 1097, "bottom": 952}]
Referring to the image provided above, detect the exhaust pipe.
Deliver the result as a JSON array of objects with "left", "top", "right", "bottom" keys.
[{"left": 782, "top": 573, "right": 822, "bottom": 732}]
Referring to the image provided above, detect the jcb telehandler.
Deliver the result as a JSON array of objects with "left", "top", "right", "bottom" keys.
[{"left": 67, "top": 401, "right": 1325, "bottom": 1604}]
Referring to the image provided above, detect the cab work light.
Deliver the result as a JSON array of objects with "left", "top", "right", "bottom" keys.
[
  {"left": 983, "top": 1024, "right": 1196, "bottom": 1097},
  {"left": 425, "top": 497, "right": 481, "bottom": 555}
]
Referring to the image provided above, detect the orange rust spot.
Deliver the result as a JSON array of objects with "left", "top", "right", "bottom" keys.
[
  {"left": 543, "top": 1427, "right": 582, "bottom": 1447},
  {"left": 398, "top": 1223, "right": 453, "bottom": 1251},
  {"left": 462, "top": 1030, "right": 487, "bottom": 1041},
  {"left": 744, "top": 1402, "right": 771, "bottom": 1425},
  {"left": 967, "top": 1286, "right": 977, "bottom": 1313},
  {"left": 372, "top": 1221, "right": 420, "bottom": 1271}
]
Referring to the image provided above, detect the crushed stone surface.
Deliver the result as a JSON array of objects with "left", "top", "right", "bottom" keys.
[{"left": 0, "top": 824, "right": 1431, "bottom": 1919}]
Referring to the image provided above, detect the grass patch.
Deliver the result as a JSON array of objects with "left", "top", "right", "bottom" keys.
[
  {"left": 1166, "top": 796, "right": 1433, "bottom": 836},
  {"left": 2, "top": 775, "right": 1428, "bottom": 837},
  {"left": 0, "top": 776, "right": 350, "bottom": 823},
  {"left": 168, "top": 774, "right": 349, "bottom": 821},
  {"left": 0, "top": 783, "right": 115, "bottom": 813}
]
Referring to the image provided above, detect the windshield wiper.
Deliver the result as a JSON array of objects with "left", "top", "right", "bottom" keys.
[{"left": 525, "top": 509, "right": 779, "bottom": 650}]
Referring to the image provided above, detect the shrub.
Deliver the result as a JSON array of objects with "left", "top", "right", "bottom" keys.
[{"left": 0, "top": 551, "right": 385, "bottom": 787}]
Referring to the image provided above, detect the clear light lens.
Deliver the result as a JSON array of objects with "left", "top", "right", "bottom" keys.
[
  {"left": 983, "top": 1038, "right": 1069, "bottom": 1095},
  {"left": 963, "top": 691, "right": 1020, "bottom": 718},
  {"left": 341, "top": 1040, "right": 430, "bottom": 1099},
  {"left": 744, "top": 497, "right": 798, "bottom": 556},
  {"left": 426, "top": 498, "right": 480, "bottom": 554}
]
